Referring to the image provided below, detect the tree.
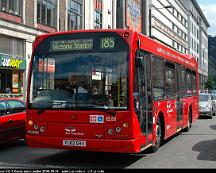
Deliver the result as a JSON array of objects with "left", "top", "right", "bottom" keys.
[{"left": 205, "top": 76, "right": 216, "bottom": 90}]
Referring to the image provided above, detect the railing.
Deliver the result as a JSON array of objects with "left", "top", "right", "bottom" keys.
[{"left": 0, "top": 93, "right": 24, "bottom": 98}]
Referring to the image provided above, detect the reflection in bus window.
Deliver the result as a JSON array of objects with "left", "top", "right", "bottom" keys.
[{"left": 31, "top": 52, "right": 128, "bottom": 110}]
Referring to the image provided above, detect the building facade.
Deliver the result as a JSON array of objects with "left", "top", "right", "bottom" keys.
[
  {"left": 0, "top": 0, "right": 42, "bottom": 97},
  {"left": 148, "top": 0, "right": 189, "bottom": 54},
  {"left": 177, "top": 0, "right": 210, "bottom": 89},
  {"left": 208, "top": 36, "right": 216, "bottom": 86},
  {"left": 0, "top": 0, "right": 116, "bottom": 98},
  {"left": 0, "top": 0, "right": 209, "bottom": 97},
  {"left": 117, "top": 0, "right": 209, "bottom": 89}
]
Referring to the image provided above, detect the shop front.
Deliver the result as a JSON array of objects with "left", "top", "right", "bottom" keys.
[{"left": 0, "top": 53, "right": 26, "bottom": 97}]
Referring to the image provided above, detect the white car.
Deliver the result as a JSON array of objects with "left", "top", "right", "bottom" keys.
[
  {"left": 210, "top": 94, "right": 216, "bottom": 116},
  {"left": 199, "top": 93, "right": 214, "bottom": 118}
]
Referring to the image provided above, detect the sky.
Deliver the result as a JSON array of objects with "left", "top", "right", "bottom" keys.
[{"left": 197, "top": 0, "right": 216, "bottom": 36}]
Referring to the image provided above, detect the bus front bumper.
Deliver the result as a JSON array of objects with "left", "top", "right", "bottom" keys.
[{"left": 26, "top": 135, "right": 141, "bottom": 153}]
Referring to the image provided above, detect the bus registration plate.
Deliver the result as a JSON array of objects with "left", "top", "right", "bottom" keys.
[{"left": 63, "top": 140, "right": 86, "bottom": 147}]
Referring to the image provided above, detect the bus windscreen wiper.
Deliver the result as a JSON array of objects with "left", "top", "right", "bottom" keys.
[{"left": 31, "top": 96, "right": 54, "bottom": 115}]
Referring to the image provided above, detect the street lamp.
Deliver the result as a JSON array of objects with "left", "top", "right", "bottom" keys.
[{"left": 149, "top": 5, "right": 172, "bottom": 37}]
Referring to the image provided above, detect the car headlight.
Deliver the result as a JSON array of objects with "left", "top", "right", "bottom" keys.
[{"left": 205, "top": 104, "right": 211, "bottom": 111}]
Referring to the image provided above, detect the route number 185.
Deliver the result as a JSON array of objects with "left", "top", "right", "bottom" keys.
[{"left": 100, "top": 37, "right": 115, "bottom": 49}]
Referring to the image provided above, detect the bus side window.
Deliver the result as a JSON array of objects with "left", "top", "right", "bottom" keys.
[
  {"left": 165, "top": 62, "right": 176, "bottom": 99},
  {"left": 177, "top": 66, "right": 186, "bottom": 98},
  {"left": 192, "top": 71, "right": 197, "bottom": 95},
  {"left": 186, "top": 69, "right": 193, "bottom": 96},
  {"left": 152, "top": 57, "right": 165, "bottom": 100}
]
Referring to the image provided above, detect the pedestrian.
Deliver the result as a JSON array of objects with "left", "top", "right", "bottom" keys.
[{"left": 5, "top": 87, "right": 11, "bottom": 94}]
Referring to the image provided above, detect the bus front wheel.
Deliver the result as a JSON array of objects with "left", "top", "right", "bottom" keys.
[
  {"left": 184, "top": 109, "right": 192, "bottom": 132},
  {"left": 150, "top": 118, "right": 162, "bottom": 153}
]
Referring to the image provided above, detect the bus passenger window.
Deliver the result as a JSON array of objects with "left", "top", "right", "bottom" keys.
[
  {"left": 186, "top": 70, "right": 193, "bottom": 95},
  {"left": 152, "top": 57, "right": 165, "bottom": 100},
  {"left": 165, "top": 62, "right": 175, "bottom": 98}
]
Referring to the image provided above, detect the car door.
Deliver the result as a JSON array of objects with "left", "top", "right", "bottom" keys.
[
  {"left": 0, "top": 100, "right": 15, "bottom": 142},
  {"left": 6, "top": 100, "right": 26, "bottom": 139}
]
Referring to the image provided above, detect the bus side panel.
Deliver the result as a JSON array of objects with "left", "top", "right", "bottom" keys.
[
  {"left": 182, "top": 97, "right": 193, "bottom": 128},
  {"left": 153, "top": 100, "right": 177, "bottom": 140},
  {"left": 192, "top": 95, "right": 199, "bottom": 122}
]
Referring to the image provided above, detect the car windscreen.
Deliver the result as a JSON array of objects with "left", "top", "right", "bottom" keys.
[{"left": 199, "top": 95, "right": 210, "bottom": 102}]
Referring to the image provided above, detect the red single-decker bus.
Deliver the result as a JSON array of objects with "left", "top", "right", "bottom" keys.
[{"left": 26, "top": 29, "right": 199, "bottom": 153}]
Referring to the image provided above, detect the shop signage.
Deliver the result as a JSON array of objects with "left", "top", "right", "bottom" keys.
[
  {"left": 152, "top": 18, "right": 188, "bottom": 48},
  {"left": 0, "top": 53, "right": 26, "bottom": 70}
]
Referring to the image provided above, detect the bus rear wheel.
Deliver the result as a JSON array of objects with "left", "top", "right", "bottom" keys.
[{"left": 150, "top": 118, "right": 162, "bottom": 153}]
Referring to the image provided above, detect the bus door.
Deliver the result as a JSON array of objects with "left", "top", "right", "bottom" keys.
[
  {"left": 134, "top": 51, "right": 153, "bottom": 146},
  {"left": 176, "top": 65, "right": 184, "bottom": 130}
]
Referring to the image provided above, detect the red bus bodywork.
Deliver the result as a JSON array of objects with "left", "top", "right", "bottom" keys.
[{"left": 26, "top": 29, "right": 199, "bottom": 153}]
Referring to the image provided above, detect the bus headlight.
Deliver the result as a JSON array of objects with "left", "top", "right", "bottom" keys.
[
  {"left": 40, "top": 126, "right": 46, "bottom": 133},
  {"left": 115, "top": 127, "right": 122, "bottom": 133},
  {"left": 28, "top": 120, "right": 34, "bottom": 126},
  {"left": 33, "top": 124, "right": 39, "bottom": 130},
  {"left": 123, "top": 122, "right": 129, "bottom": 128}
]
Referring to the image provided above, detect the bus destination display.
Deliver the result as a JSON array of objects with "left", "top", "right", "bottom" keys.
[
  {"left": 49, "top": 37, "right": 116, "bottom": 52},
  {"left": 100, "top": 37, "right": 115, "bottom": 49},
  {"left": 50, "top": 39, "right": 94, "bottom": 52}
]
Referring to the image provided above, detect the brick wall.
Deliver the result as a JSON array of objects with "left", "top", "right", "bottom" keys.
[
  {"left": 59, "top": 0, "right": 66, "bottom": 32},
  {"left": 25, "top": 0, "right": 35, "bottom": 27},
  {"left": 0, "top": 12, "right": 22, "bottom": 23}
]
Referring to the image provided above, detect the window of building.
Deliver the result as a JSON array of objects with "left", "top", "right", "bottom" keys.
[
  {"left": 0, "top": 0, "right": 22, "bottom": 16},
  {"left": 94, "top": 0, "right": 102, "bottom": 29},
  {"left": 37, "top": 0, "right": 57, "bottom": 27},
  {"left": 68, "top": 0, "right": 82, "bottom": 30},
  {"left": 0, "top": 36, "right": 24, "bottom": 56}
]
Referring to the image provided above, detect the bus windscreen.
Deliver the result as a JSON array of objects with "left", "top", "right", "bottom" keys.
[{"left": 29, "top": 32, "right": 129, "bottom": 111}]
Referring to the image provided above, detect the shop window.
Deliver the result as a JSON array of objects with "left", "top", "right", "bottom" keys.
[
  {"left": 0, "top": 0, "right": 22, "bottom": 16},
  {"left": 94, "top": 0, "right": 102, "bottom": 29},
  {"left": 68, "top": 0, "right": 83, "bottom": 30},
  {"left": 37, "top": 0, "right": 57, "bottom": 28}
]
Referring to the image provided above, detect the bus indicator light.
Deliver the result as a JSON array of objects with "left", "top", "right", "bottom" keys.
[
  {"left": 123, "top": 122, "right": 129, "bottom": 128},
  {"left": 124, "top": 32, "right": 130, "bottom": 38},
  {"left": 28, "top": 120, "right": 34, "bottom": 126}
]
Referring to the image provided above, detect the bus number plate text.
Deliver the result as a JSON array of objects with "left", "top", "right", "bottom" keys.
[{"left": 63, "top": 140, "right": 86, "bottom": 147}]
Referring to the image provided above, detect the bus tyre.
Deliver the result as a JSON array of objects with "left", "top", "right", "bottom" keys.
[
  {"left": 150, "top": 118, "right": 162, "bottom": 153},
  {"left": 185, "top": 109, "right": 192, "bottom": 132}
]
